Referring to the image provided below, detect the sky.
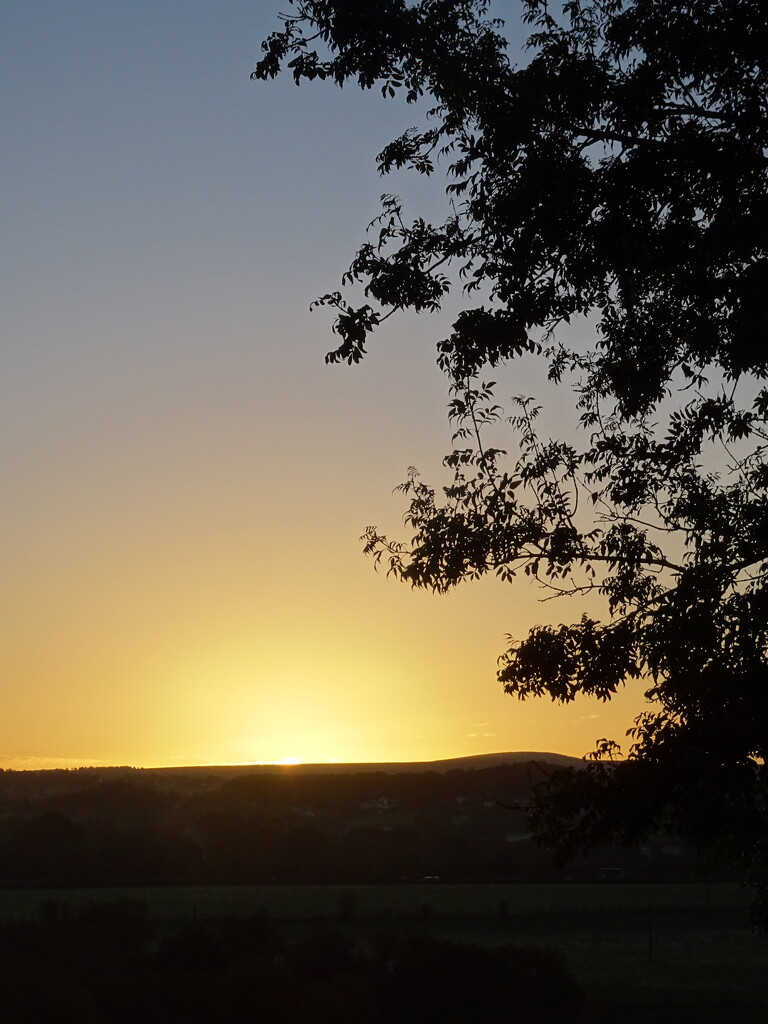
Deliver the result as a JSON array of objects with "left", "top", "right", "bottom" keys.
[{"left": 1, "top": 0, "right": 646, "bottom": 769}]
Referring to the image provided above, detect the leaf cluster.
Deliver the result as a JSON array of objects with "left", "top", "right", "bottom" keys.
[{"left": 257, "top": 0, "right": 768, "bottom": 918}]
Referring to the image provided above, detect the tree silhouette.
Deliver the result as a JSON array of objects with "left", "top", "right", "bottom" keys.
[{"left": 254, "top": 1, "right": 768, "bottom": 915}]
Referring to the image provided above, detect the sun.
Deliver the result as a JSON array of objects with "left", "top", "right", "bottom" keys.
[{"left": 250, "top": 757, "right": 303, "bottom": 766}]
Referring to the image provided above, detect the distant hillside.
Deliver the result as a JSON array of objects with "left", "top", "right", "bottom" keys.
[
  {"left": 143, "top": 751, "right": 584, "bottom": 780},
  {"left": 0, "top": 753, "right": 584, "bottom": 791},
  {"left": 418, "top": 751, "right": 584, "bottom": 771},
  {"left": 0, "top": 751, "right": 705, "bottom": 887}
]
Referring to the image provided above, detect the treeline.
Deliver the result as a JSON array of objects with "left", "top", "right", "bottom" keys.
[
  {"left": 0, "top": 898, "right": 585, "bottom": 1022},
  {"left": 0, "top": 763, "right": 706, "bottom": 886}
]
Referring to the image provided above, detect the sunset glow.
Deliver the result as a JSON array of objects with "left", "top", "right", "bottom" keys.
[{"left": 0, "top": 2, "right": 647, "bottom": 771}]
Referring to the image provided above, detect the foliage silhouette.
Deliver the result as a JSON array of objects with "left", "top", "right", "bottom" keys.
[
  {"left": 0, "top": 908, "right": 584, "bottom": 1024},
  {"left": 377, "top": 937, "right": 583, "bottom": 1024},
  {"left": 254, "top": 0, "right": 768, "bottom": 913}
]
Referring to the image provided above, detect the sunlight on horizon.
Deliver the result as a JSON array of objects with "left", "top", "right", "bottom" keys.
[{"left": 231, "top": 757, "right": 303, "bottom": 766}]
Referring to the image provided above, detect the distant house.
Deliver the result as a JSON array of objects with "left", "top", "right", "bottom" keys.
[{"left": 361, "top": 796, "right": 397, "bottom": 813}]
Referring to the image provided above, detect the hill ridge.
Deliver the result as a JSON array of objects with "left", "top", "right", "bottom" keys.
[{"left": 146, "top": 750, "right": 584, "bottom": 777}]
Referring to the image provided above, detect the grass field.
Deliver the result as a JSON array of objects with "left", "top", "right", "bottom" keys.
[{"left": 1, "top": 882, "right": 765, "bottom": 1020}]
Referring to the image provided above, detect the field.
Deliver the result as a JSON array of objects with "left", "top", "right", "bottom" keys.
[{"left": 1, "top": 881, "right": 765, "bottom": 1020}]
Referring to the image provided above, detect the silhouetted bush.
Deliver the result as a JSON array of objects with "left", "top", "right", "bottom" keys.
[
  {"left": 0, "top": 911, "right": 585, "bottom": 1023},
  {"left": 376, "top": 937, "right": 584, "bottom": 1024},
  {"left": 0, "top": 955, "right": 99, "bottom": 1024}
]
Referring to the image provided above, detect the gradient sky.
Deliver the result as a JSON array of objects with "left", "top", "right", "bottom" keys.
[{"left": 1, "top": 0, "right": 646, "bottom": 769}]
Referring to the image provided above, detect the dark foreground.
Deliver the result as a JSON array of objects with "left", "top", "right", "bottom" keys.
[{"left": 0, "top": 883, "right": 765, "bottom": 1022}]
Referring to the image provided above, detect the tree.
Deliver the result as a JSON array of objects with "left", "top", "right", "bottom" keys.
[{"left": 254, "top": 1, "right": 768, "bottom": 916}]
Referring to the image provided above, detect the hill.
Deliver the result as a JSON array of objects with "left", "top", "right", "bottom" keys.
[
  {"left": 142, "top": 750, "right": 584, "bottom": 780},
  {"left": 0, "top": 752, "right": 708, "bottom": 886}
]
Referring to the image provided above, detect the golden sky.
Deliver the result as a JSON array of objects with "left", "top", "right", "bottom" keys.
[{"left": 1, "top": 1, "right": 648, "bottom": 769}]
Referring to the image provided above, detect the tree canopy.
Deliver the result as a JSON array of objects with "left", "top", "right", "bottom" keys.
[{"left": 254, "top": 0, "right": 768, "bottom": 917}]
